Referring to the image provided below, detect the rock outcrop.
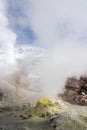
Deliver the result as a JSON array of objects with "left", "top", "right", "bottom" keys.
[{"left": 60, "top": 76, "right": 87, "bottom": 105}]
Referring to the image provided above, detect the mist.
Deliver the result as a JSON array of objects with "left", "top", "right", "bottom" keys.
[
  {"left": 0, "top": 0, "right": 17, "bottom": 76},
  {"left": 0, "top": 0, "right": 87, "bottom": 104}
]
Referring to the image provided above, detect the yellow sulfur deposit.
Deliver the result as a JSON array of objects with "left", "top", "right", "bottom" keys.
[
  {"left": 38, "top": 98, "right": 57, "bottom": 106},
  {"left": 34, "top": 98, "right": 65, "bottom": 117}
]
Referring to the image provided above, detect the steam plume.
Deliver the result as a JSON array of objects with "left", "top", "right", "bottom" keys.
[
  {"left": 15, "top": 0, "right": 87, "bottom": 98},
  {"left": 1, "top": 0, "right": 87, "bottom": 104},
  {"left": 0, "top": 0, "right": 17, "bottom": 74}
]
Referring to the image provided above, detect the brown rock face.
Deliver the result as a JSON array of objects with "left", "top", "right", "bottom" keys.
[
  {"left": 65, "top": 77, "right": 80, "bottom": 90},
  {"left": 60, "top": 76, "right": 87, "bottom": 105}
]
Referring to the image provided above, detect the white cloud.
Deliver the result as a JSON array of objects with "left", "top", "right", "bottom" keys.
[{"left": 10, "top": 0, "right": 87, "bottom": 47}]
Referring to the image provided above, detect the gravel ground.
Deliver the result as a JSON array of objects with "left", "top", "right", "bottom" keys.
[
  {"left": 0, "top": 105, "right": 54, "bottom": 130},
  {"left": 0, "top": 100, "right": 87, "bottom": 130}
]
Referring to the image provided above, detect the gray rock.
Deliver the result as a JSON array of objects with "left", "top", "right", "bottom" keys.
[{"left": 49, "top": 111, "right": 87, "bottom": 130}]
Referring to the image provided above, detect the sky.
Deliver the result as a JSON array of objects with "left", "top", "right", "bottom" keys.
[{"left": 2, "top": 0, "right": 87, "bottom": 47}]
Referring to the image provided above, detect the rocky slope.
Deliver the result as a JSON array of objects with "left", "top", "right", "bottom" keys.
[{"left": 0, "top": 98, "right": 87, "bottom": 130}]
